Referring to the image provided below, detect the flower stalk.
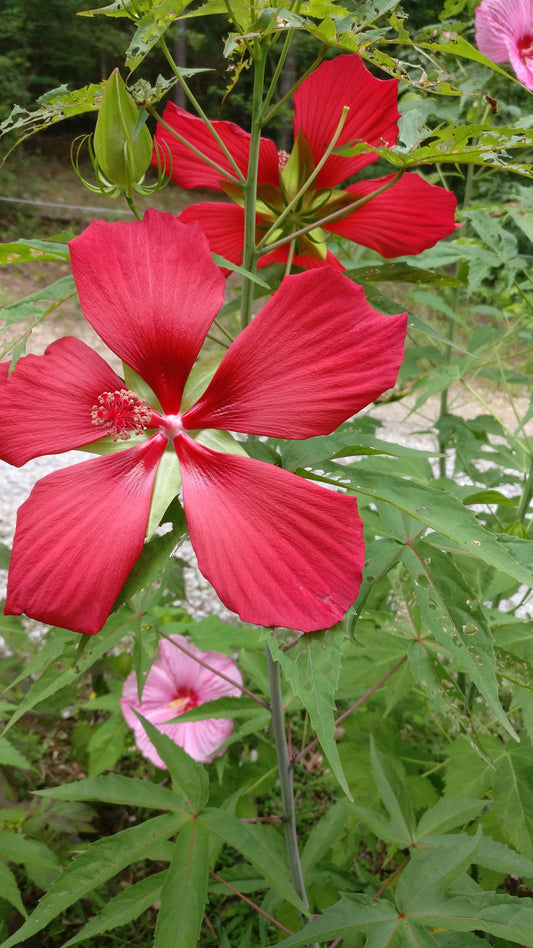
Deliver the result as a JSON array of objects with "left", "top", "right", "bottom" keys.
[{"left": 267, "top": 646, "right": 319, "bottom": 948}]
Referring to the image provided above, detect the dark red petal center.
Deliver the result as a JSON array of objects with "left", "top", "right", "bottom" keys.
[
  {"left": 90, "top": 389, "right": 152, "bottom": 441},
  {"left": 518, "top": 34, "right": 533, "bottom": 61},
  {"left": 168, "top": 688, "right": 199, "bottom": 713}
]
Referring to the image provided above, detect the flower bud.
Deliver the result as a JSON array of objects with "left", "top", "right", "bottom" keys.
[{"left": 94, "top": 69, "right": 152, "bottom": 194}]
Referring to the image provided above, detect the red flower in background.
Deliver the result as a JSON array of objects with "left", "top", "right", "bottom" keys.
[
  {"left": 121, "top": 635, "right": 242, "bottom": 766},
  {"left": 154, "top": 55, "right": 457, "bottom": 270},
  {"left": 0, "top": 211, "right": 407, "bottom": 636},
  {"left": 475, "top": 0, "right": 533, "bottom": 90}
]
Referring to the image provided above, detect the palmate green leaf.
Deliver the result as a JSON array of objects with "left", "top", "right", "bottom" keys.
[
  {"left": 154, "top": 821, "right": 209, "bottom": 948},
  {"left": 416, "top": 798, "right": 486, "bottom": 841},
  {"left": 0, "top": 84, "right": 104, "bottom": 151},
  {"left": 281, "top": 429, "right": 433, "bottom": 471},
  {"left": 135, "top": 714, "right": 209, "bottom": 812},
  {"left": 273, "top": 894, "right": 399, "bottom": 947},
  {"left": 0, "top": 239, "right": 69, "bottom": 265},
  {"left": 267, "top": 627, "right": 351, "bottom": 799},
  {"left": 0, "top": 736, "right": 36, "bottom": 772},
  {"left": 36, "top": 774, "right": 185, "bottom": 812},
  {"left": 306, "top": 462, "right": 533, "bottom": 588},
  {"left": 87, "top": 712, "right": 128, "bottom": 777},
  {"left": 165, "top": 695, "right": 261, "bottom": 723},
  {"left": 346, "top": 261, "right": 462, "bottom": 288},
  {"left": 301, "top": 801, "right": 350, "bottom": 874},
  {"left": 0, "top": 813, "right": 188, "bottom": 948},
  {"left": 411, "top": 890, "right": 533, "bottom": 944},
  {"left": 0, "top": 275, "right": 76, "bottom": 329},
  {"left": 402, "top": 543, "right": 515, "bottom": 739},
  {"left": 397, "top": 829, "right": 482, "bottom": 910},
  {"left": 125, "top": 1, "right": 197, "bottom": 71},
  {"left": 0, "top": 860, "right": 26, "bottom": 918},
  {"left": 370, "top": 736, "right": 416, "bottom": 841},
  {"left": 199, "top": 808, "right": 309, "bottom": 915},
  {"left": 62, "top": 871, "right": 167, "bottom": 947}
]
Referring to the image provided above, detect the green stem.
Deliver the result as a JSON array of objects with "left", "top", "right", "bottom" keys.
[
  {"left": 517, "top": 454, "right": 533, "bottom": 524},
  {"left": 241, "top": 40, "right": 267, "bottom": 330},
  {"left": 125, "top": 194, "right": 142, "bottom": 219},
  {"left": 267, "top": 647, "right": 318, "bottom": 948},
  {"left": 158, "top": 35, "right": 245, "bottom": 183},
  {"left": 436, "top": 94, "right": 488, "bottom": 477}
]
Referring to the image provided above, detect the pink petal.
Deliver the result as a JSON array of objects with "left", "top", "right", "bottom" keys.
[
  {"left": 475, "top": 0, "right": 532, "bottom": 63},
  {"left": 176, "top": 435, "right": 364, "bottom": 633},
  {"left": 293, "top": 55, "right": 400, "bottom": 188},
  {"left": 509, "top": 38, "right": 533, "bottom": 89},
  {"left": 182, "top": 269, "right": 407, "bottom": 439},
  {"left": 154, "top": 103, "right": 280, "bottom": 191},
  {"left": 155, "top": 636, "right": 243, "bottom": 700},
  {"left": 179, "top": 202, "right": 246, "bottom": 269},
  {"left": 120, "top": 634, "right": 242, "bottom": 766},
  {"left": 0, "top": 337, "right": 124, "bottom": 466},
  {"left": 325, "top": 174, "right": 458, "bottom": 257},
  {"left": 5, "top": 435, "right": 167, "bottom": 635},
  {"left": 69, "top": 212, "right": 225, "bottom": 414}
]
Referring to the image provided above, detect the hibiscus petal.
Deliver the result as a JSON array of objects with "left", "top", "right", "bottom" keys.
[
  {"left": 5, "top": 435, "right": 167, "bottom": 635},
  {"left": 154, "top": 103, "right": 280, "bottom": 190},
  {"left": 156, "top": 636, "right": 243, "bottom": 699},
  {"left": 475, "top": 0, "right": 532, "bottom": 63},
  {"left": 0, "top": 337, "right": 124, "bottom": 466},
  {"left": 325, "top": 173, "right": 458, "bottom": 257},
  {"left": 179, "top": 202, "right": 246, "bottom": 269},
  {"left": 176, "top": 435, "right": 364, "bottom": 633},
  {"left": 69, "top": 212, "right": 225, "bottom": 414},
  {"left": 182, "top": 269, "right": 407, "bottom": 439},
  {"left": 293, "top": 55, "right": 400, "bottom": 188}
]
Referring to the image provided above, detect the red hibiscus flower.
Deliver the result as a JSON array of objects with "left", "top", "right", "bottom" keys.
[
  {"left": 475, "top": 0, "right": 533, "bottom": 90},
  {"left": 153, "top": 55, "right": 457, "bottom": 270},
  {"left": 121, "top": 634, "right": 243, "bottom": 766},
  {"left": 0, "top": 210, "right": 407, "bottom": 636}
]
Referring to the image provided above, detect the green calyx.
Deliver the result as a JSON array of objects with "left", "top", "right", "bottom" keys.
[{"left": 93, "top": 68, "right": 153, "bottom": 196}]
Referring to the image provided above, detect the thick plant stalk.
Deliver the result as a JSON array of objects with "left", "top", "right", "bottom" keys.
[{"left": 267, "top": 647, "right": 319, "bottom": 948}]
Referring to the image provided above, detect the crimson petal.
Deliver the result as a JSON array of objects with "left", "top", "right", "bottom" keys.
[
  {"left": 69, "top": 212, "right": 225, "bottom": 414},
  {"left": 325, "top": 173, "right": 458, "bottom": 257},
  {"left": 179, "top": 202, "right": 246, "bottom": 270},
  {"left": 0, "top": 337, "right": 125, "bottom": 466},
  {"left": 176, "top": 435, "right": 363, "bottom": 633},
  {"left": 183, "top": 269, "right": 407, "bottom": 439},
  {"left": 154, "top": 103, "right": 280, "bottom": 190},
  {"left": 293, "top": 55, "right": 400, "bottom": 188},
  {"left": 5, "top": 435, "right": 167, "bottom": 635}
]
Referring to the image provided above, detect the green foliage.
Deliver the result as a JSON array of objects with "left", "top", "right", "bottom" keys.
[{"left": 1, "top": 0, "right": 533, "bottom": 945}]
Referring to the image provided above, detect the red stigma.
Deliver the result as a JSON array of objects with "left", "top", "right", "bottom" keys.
[{"left": 90, "top": 388, "right": 153, "bottom": 441}]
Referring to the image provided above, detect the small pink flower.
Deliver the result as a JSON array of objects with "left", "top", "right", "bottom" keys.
[
  {"left": 120, "top": 634, "right": 243, "bottom": 766},
  {"left": 475, "top": 0, "right": 533, "bottom": 90}
]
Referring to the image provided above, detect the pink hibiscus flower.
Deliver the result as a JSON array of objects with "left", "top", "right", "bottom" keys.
[
  {"left": 475, "top": 0, "right": 533, "bottom": 90},
  {"left": 121, "top": 634, "right": 242, "bottom": 766},
  {"left": 153, "top": 55, "right": 457, "bottom": 270},
  {"left": 0, "top": 210, "right": 407, "bottom": 636}
]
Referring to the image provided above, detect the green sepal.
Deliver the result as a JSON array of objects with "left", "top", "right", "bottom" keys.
[
  {"left": 93, "top": 68, "right": 152, "bottom": 194},
  {"left": 147, "top": 449, "right": 182, "bottom": 539},
  {"left": 280, "top": 129, "right": 315, "bottom": 202}
]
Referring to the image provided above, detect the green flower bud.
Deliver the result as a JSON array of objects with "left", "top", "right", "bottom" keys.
[{"left": 94, "top": 68, "right": 152, "bottom": 195}]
